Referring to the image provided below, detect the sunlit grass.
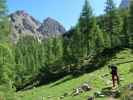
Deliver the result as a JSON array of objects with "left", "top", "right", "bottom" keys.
[{"left": 17, "top": 48, "right": 133, "bottom": 100}]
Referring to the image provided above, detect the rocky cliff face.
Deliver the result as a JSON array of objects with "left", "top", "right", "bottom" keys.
[
  {"left": 9, "top": 10, "right": 66, "bottom": 43},
  {"left": 37, "top": 17, "right": 66, "bottom": 37},
  {"left": 119, "top": 0, "right": 129, "bottom": 8}
]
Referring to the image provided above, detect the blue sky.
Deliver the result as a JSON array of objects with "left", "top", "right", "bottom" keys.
[{"left": 7, "top": 0, "right": 121, "bottom": 30}]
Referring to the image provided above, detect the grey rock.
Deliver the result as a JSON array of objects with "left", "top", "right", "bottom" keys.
[
  {"left": 72, "top": 83, "right": 91, "bottom": 96},
  {"left": 128, "top": 83, "right": 133, "bottom": 90},
  {"left": 72, "top": 88, "right": 83, "bottom": 96},
  {"left": 37, "top": 17, "right": 66, "bottom": 37},
  {"left": 81, "top": 83, "right": 91, "bottom": 91},
  {"left": 94, "top": 91, "right": 105, "bottom": 97},
  {"left": 9, "top": 10, "right": 66, "bottom": 43},
  {"left": 87, "top": 96, "right": 94, "bottom": 100},
  {"left": 94, "top": 91, "right": 102, "bottom": 97},
  {"left": 10, "top": 10, "right": 41, "bottom": 43}
]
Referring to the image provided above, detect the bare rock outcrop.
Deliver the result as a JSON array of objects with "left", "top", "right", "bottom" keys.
[{"left": 9, "top": 10, "right": 66, "bottom": 43}]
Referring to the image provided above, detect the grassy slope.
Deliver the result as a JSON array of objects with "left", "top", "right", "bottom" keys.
[{"left": 17, "top": 48, "right": 133, "bottom": 100}]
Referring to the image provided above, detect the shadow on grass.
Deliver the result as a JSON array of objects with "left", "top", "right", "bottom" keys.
[
  {"left": 49, "top": 47, "right": 124, "bottom": 87},
  {"left": 50, "top": 76, "right": 73, "bottom": 87},
  {"left": 72, "top": 47, "right": 124, "bottom": 77},
  {"left": 18, "top": 47, "right": 125, "bottom": 91},
  {"left": 102, "top": 86, "right": 112, "bottom": 91}
]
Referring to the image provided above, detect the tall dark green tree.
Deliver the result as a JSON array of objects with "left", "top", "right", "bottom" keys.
[
  {"left": 118, "top": 8, "right": 129, "bottom": 47},
  {"left": 0, "top": 1, "right": 16, "bottom": 97},
  {"left": 89, "top": 17, "right": 105, "bottom": 54},
  {"left": 79, "top": 0, "right": 93, "bottom": 56},
  {"left": 14, "top": 36, "right": 42, "bottom": 88},
  {"left": 0, "top": 44, "right": 15, "bottom": 86},
  {"left": 68, "top": 27, "right": 82, "bottom": 63},
  {"left": 0, "top": 0, "right": 10, "bottom": 42},
  {"left": 0, "top": 1, "right": 17, "bottom": 99},
  {"left": 128, "top": 0, "right": 133, "bottom": 47},
  {"left": 52, "top": 37, "right": 63, "bottom": 63},
  {"left": 104, "top": 0, "right": 122, "bottom": 48}
]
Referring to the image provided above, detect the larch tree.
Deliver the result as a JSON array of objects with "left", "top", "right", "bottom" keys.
[
  {"left": 89, "top": 17, "right": 105, "bottom": 54},
  {"left": 0, "top": 0, "right": 10, "bottom": 43},
  {"left": 104, "top": 0, "right": 122, "bottom": 48},
  {"left": 128, "top": 0, "right": 133, "bottom": 47},
  {"left": 78, "top": 0, "right": 93, "bottom": 57}
]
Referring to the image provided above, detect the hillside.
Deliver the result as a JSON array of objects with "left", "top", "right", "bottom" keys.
[
  {"left": 1, "top": 0, "right": 133, "bottom": 100},
  {"left": 16, "top": 48, "right": 133, "bottom": 100}
]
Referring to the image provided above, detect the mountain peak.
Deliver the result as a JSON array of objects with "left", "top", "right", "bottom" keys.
[
  {"left": 14, "top": 10, "right": 29, "bottom": 17},
  {"left": 43, "top": 17, "right": 58, "bottom": 24},
  {"left": 38, "top": 17, "right": 66, "bottom": 36},
  {"left": 45, "top": 17, "right": 55, "bottom": 21},
  {"left": 9, "top": 11, "right": 66, "bottom": 43},
  {"left": 43, "top": 17, "right": 63, "bottom": 26}
]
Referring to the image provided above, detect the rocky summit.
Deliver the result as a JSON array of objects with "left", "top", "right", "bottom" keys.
[
  {"left": 9, "top": 10, "right": 66, "bottom": 43},
  {"left": 37, "top": 17, "right": 66, "bottom": 37}
]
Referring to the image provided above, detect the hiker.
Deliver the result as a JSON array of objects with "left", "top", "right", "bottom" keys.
[{"left": 108, "top": 64, "right": 120, "bottom": 87}]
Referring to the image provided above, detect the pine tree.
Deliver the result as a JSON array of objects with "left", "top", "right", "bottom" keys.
[
  {"left": 104, "top": 0, "right": 122, "bottom": 48},
  {"left": 0, "top": 44, "right": 15, "bottom": 86},
  {"left": 72, "top": 27, "right": 83, "bottom": 58},
  {"left": 62, "top": 35, "right": 76, "bottom": 73},
  {"left": 52, "top": 37, "right": 63, "bottom": 62},
  {"left": 95, "top": 26, "right": 105, "bottom": 53},
  {"left": 96, "top": 15, "right": 111, "bottom": 49},
  {"left": 0, "top": 0, "right": 10, "bottom": 42},
  {"left": 0, "top": 0, "right": 14, "bottom": 88},
  {"left": 128, "top": 0, "right": 133, "bottom": 47},
  {"left": 78, "top": 0, "right": 93, "bottom": 56},
  {"left": 89, "top": 17, "right": 105, "bottom": 54},
  {"left": 45, "top": 38, "right": 54, "bottom": 65},
  {"left": 119, "top": 9, "right": 128, "bottom": 47},
  {"left": 14, "top": 36, "right": 43, "bottom": 87},
  {"left": 68, "top": 27, "right": 81, "bottom": 63},
  {"left": 79, "top": 0, "right": 92, "bottom": 33}
]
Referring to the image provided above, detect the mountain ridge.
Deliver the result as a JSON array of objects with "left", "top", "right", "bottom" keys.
[{"left": 9, "top": 10, "right": 66, "bottom": 43}]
